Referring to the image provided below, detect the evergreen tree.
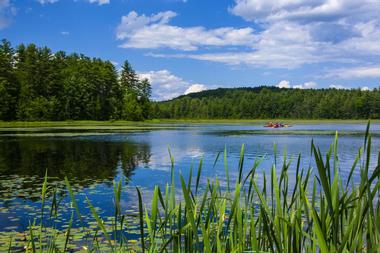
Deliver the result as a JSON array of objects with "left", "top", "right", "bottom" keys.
[
  {"left": 138, "top": 78, "right": 152, "bottom": 119},
  {"left": 120, "top": 60, "right": 138, "bottom": 93},
  {"left": 0, "top": 39, "right": 18, "bottom": 120},
  {"left": 120, "top": 60, "right": 152, "bottom": 120},
  {"left": 0, "top": 40, "right": 151, "bottom": 121}
]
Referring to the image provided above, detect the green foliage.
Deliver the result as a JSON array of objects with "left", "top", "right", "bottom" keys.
[
  {"left": 0, "top": 39, "right": 152, "bottom": 121},
  {"left": 120, "top": 61, "right": 152, "bottom": 121},
  {"left": 156, "top": 86, "right": 380, "bottom": 119},
  {"left": 0, "top": 79, "right": 13, "bottom": 119},
  {"left": 0, "top": 39, "right": 18, "bottom": 120},
  {"left": 123, "top": 92, "right": 144, "bottom": 121}
]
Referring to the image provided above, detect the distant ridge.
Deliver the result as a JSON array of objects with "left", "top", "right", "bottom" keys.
[
  {"left": 173, "top": 86, "right": 269, "bottom": 100},
  {"left": 155, "top": 86, "right": 380, "bottom": 119},
  {"left": 170, "top": 86, "right": 374, "bottom": 101}
]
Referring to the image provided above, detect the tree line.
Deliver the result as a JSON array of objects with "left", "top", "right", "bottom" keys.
[
  {"left": 0, "top": 39, "right": 151, "bottom": 121},
  {"left": 2, "top": 39, "right": 379, "bottom": 121},
  {"left": 155, "top": 86, "right": 380, "bottom": 119}
]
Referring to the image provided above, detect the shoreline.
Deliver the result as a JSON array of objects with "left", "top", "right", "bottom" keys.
[{"left": 0, "top": 119, "right": 378, "bottom": 128}]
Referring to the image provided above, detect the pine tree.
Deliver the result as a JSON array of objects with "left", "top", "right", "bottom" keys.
[
  {"left": 138, "top": 78, "right": 152, "bottom": 119},
  {"left": 119, "top": 60, "right": 152, "bottom": 120},
  {"left": 0, "top": 39, "right": 18, "bottom": 120},
  {"left": 120, "top": 60, "right": 138, "bottom": 93}
]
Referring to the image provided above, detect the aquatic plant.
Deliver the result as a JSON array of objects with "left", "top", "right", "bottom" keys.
[{"left": 3, "top": 122, "right": 380, "bottom": 252}]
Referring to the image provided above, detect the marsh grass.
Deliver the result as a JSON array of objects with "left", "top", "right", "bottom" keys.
[{"left": 4, "top": 122, "right": 380, "bottom": 252}]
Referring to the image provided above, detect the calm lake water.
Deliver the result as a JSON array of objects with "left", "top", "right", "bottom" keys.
[{"left": 1, "top": 123, "right": 380, "bottom": 234}]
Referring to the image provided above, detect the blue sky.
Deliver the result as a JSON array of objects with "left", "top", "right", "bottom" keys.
[{"left": 1, "top": 0, "right": 380, "bottom": 100}]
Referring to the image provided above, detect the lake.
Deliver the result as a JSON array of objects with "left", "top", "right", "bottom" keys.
[{"left": 1, "top": 123, "right": 379, "bottom": 236}]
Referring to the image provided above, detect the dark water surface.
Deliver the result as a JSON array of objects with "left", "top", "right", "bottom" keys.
[{"left": 1, "top": 123, "right": 380, "bottom": 234}]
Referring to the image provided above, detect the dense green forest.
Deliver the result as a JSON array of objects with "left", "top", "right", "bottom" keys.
[
  {"left": 0, "top": 39, "right": 151, "bottom": 121},
  {"left": 2, "top": 39, "right": 380, "bottom": 121},
  {"left": 155, "top": 87, "right": 380, "bottom": 119}
]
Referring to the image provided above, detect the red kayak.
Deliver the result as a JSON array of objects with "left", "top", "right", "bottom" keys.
[{"left": 264, "top": 122, "right": 292, "bottom": 128}]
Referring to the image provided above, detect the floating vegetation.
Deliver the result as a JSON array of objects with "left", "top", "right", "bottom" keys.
[
  {"left": 0, "top": 125, "right": 183, "bottom": 134},
  {"left": 1, "top": 122, "right": 380, "bottom": 252}
]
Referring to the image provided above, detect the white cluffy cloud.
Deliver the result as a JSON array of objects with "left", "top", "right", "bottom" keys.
[
  {"left": 227, "top": 0, "right": 380, "bottom": 68},
  {"left": 276, "top": 80, "right": 290, "bottom": 88},
  {"left": 276, "top": 80, "right": 317, "bottom": 89},
  {"left": 329, "top": 84, "right": 349, "bottom": 89},
  {"left": 229, "top": 0, "right": 379, "bottom": 24},
  {"left": 0, "top": 0, "right": 16, "bottom": 29},
  {"left": 329, "top": 85, "right": 372, "bottom": 91},
  {"left": 184, "top": 84, "right": 206, "bottom": 95},
  {"left": 138, "top": 70, "right": 206, "bottom": 101},
  {"left": 122, "top": 1, "right": 380, "bottom": 72},
  {"left": 152, "top": 20, "right": 325, "bottom": 68},
  {"left": 293, "top": 81, "right": 318, "bottom": 89},
  {"left": 326, "top": 66, "right": 380, "bottom": 79},
  {"left": 37, "top": 0, "right": 58, "bottom": 3},
  {"left": 361, "top": 86, "right": 371, "bottom": 91},
  {"left": 37, "top": 0, "right": 110, "bottom": 4},
  {"left": 116, "top": 11, "right": 257, "bottom": 51},
  {"left": 88, "top": 0, "right": 110, "bottom": 5}
]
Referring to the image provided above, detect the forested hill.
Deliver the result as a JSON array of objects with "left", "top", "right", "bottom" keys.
[
  {"left": 155, "top": 86, "right": 380, "bottom": 119},
  {"left": 0, "top": 39, "right": 152, "bottom": 121}
]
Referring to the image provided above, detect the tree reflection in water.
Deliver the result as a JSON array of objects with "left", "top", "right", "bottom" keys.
[{"left": 0, "top": 136, "right": 151, "bottom": 200}]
